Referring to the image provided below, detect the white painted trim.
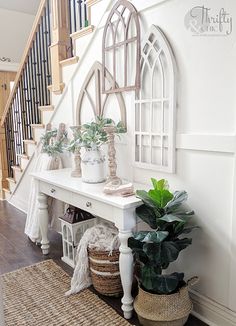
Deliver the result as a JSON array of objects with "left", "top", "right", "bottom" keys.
[
  {"left": 176, "top": 134, "right": 236, "bottom": 154},
  {"left": 7, "top": 195, "right": 27, "bottom": 214},
  {"left": 0, "top": 62, "right": 19, "bottom": 72},
  {"left": 190, "top": 289, "right": 236, "bottom": 326},
  {"left": 130, "top": 0, "right": 172, "bottom": 12}
]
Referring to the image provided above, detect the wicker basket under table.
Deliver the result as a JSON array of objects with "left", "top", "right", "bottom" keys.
[{"left": 88, "top": 248, "right": 123, "bottom": 297}]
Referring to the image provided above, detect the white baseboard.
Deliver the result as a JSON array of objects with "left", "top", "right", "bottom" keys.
[
  {"left": 8, "top": 195, "right": 27, "bottom": 214},
  {"left": 190, "top": 290, "right": 236, "bottom": 326}
]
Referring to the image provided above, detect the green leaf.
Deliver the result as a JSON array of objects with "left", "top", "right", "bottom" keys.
[
  {"left": 136, "top": 204, "right": 158, "bottom": 229},
  {"left": 128, "top": 237, "right": 148, "bottom": 264},
  {"left": 140, "top": 265, "right": 162, "bottom": 291},
  {"left": 148, "top": 189, "right": 173, "bottom": 208},
  {"left": 143, "top": 231, "right": 169, "bottom": 243},
  {"left": 159, "top": 214, "right": 184, "bottom": 223},
  {"left": 134, "top": 231, "right": 169, "bottom": 243},
  {"left": 136, "top": 190, "right": 158, "bottom": 208},
  {"left": 143, "top": 242, "right": 161, "bottom": 265},
  {"left": 159, "top": 238, "right": 192, "bottom": 266},
  {"left": 140, "top": 266, "right": 184, "bottom": 294},
  {"left": 153, "top": 273, "right": 185, "bottom": 294},
  {"left": 165, "top": 191, "right": 188, "bottom": 211}
]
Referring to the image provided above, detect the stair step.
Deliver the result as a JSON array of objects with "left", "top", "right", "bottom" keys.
[
  {"left": 6, "top": 178, "right": 17, "bottom": 194},
  {"left": 18, "top": 153, "right": 30, "bottom": 170},
  {"left": 3, "top": 188, "right": 12, "bottom": 201},
  {"left": 60, "top": 56, "right": 79, "bottom": 67},
  {"left": 39, "top": 105, "right": 54, "bottom": 112},
  {"left": 31, "top": 124, "right": 45, "bottom": 129},
  {"left": 23, "top": 139, "right": 37, "bottom": 157},
  {"left": 23, "top": 139, "right": 37, "bottom": 145},
  {"left": 11, "top": 165, "right": 22, "bottom": 172},
  {"left": 87, "top": 0, "right": 101, "bottom": 6},
  {"left": 39, "top": 106, "right": 54, "bottom": 125},
  {"left": 70, "top": 25, "right": 94, "bottom": 40},
  {"left": 32, "top": 125, "right": 45, "bottom": 143},
  {"left": 18, "top": 154, "right": 29, "bottom": 160},
  {"left": 6, "top": 177, "right": 16, "bottom": 184},
  {"left": 47, "top": 83, "right": 65, "bottom": 94},
  {"left": 11, "top": 166, "right": 23, "bottom": 183},
  {"left": 3, "top": 188, "right": 11, "bottom": 193}
]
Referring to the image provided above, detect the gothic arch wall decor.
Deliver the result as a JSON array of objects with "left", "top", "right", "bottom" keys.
[
  {"left": 134, "top": 25, "right": 177, "bottom": 173},
  {"left": 76, "top": 61, "right": 126, "bottom": 126},
  {"left": 102, "top": 0, "right": 141, "bottom": 94}
]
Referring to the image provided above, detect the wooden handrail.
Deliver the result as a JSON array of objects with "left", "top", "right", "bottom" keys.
[{"left": 1, "top": 0, "right": 48, "bottom": 126}]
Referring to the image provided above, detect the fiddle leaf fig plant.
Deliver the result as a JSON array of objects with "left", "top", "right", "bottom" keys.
[{"left": 128, "top": 178, "right": 198, "bottom": 295}]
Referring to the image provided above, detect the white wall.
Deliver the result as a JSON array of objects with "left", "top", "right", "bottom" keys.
[
  {"left": 11, "top": 0, "right": 236, "bottom": 324},
  {"left": 0, "top": 8, "right": 35, "bottom": 65}
]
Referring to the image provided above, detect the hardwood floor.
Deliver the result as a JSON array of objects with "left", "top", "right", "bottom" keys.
[{"left": 0, "top": 201, "right": 207, "bottom": 326}]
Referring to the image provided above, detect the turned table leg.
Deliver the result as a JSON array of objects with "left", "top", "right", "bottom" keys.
[
  {"left": 118, "top": 229, "right": 134, "bottom": 319},
  {"left": 38, "top": 193, "right": 50, "bottom": 255}
]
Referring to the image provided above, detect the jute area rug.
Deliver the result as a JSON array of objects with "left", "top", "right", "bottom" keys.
[{"left": 1, "top": 260, "right": 131, "bottom": 326}]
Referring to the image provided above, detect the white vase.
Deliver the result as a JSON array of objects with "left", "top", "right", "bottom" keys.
[{"left": 81, "top": 147, "right": 106, "bottom": 183}]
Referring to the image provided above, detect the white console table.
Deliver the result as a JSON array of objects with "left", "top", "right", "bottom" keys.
[{"left": 31, "top": 168, "right": 142, "bottom": 319}]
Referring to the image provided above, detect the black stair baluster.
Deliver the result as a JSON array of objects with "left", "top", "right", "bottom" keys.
[
  {"left": 19, "top": 76, "right": 28, "bottom": 142},
  {"left": 36, "top": 29, "right": 44, "bottom": 106},
  {"left": 28, "top": 49, "right": 37, "bottom": 125},
  {"left": 44, "top": 1, "right": 52, "bottom": 91},
  {"left": 42, "top": 12, "right": 49, "bottom": 105},
  {"left": 32, "top": 41, "right": 40, "bottom": 124},
  {"left": 39, "top": 18, "right": 47, "bottom": 106}
]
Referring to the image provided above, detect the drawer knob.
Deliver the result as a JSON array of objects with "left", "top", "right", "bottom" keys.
[
  {"left": 86, "top": 201, "right": 92, "bottom": 208},
  {"left": 51, "top": 188, "right": 56, "bottom": 194}
]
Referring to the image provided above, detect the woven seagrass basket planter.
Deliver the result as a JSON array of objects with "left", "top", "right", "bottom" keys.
[
  {"left": 134, "top": 283, "right": 195, "bottom": 326},
  {"left": 88, "top": 248, "right": 123, "bottom": 297}
]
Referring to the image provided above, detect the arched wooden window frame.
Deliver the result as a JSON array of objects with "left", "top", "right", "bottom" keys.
[
  {"left": 76, "top": 61, "right": 126, "bottom": 126},
  {"left": 102, "top": 0, "right": 141, "bottom": 94},
  {"left": 134, "top": 25, "right": 177, "bottom": 173}
]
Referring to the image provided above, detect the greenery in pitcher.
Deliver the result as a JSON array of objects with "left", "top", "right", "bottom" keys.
[
  {"left": 41, "top": 128, "right": 67, "bottom": 156},
  {"left": 67, "top": 116, "right": 126, "bottom": 152},
  {"left": 128, "top": 178, "right": 198, "bottom": 295}
]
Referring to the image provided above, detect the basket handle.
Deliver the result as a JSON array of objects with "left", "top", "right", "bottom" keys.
[{"left": 187, "top": 276, "right": 199, "bottom": 287}]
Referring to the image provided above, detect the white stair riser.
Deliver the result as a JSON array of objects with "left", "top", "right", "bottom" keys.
[
  {"left": 25, "top": 143, "right": 37, "bottom": 157},
  {"left": 4, "top": 191, "right": 11, "bottom": 201},
  {"left": 74, "top": 33, "right": 93, "bottom": 59},
  {"left": 61, "top": 65, "right": 77, "bottom": 87},
  {"left": 8, "top": 182, "right": 17, "bottom": 194},
  {"left": 32, "top": 128, "right": 45, "bottom": 143},
  {"left": 40, "top": 110, "right": 54, "bottom": 125},
  {"left": 13, "top": 170, "right": 23, "bottom": 183},
  {"left": 20, "top": 157, "right": 29, "bottom": 170}
]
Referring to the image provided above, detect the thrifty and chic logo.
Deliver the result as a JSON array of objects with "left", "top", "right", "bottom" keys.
[{"left": 185, "top": 6, "right": 233, "bottom": 36}]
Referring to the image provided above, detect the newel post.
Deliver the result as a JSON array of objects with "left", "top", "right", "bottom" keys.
[
  {"left": 0, "top": 121, "right": 8, "bottom": 199},
  {"left": 50, "top": 0, "right": 71, "bottom": 94}
]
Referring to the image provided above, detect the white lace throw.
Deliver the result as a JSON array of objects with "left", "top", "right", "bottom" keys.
[
  {"left": 24, "top": 148, "right": 64, "bottom": 242},
  {"left": 66, "top": 223, "right": 120, "bottom": 296}
]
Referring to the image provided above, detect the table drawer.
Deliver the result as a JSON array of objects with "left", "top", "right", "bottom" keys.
[
  {"left": 39, "top": 181, "right": 71, "bottom": 203},
  {"left": 70, "top": 193, "right": 114, "bottom": 223}
]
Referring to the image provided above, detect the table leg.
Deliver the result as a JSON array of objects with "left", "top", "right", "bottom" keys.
[
  {"left": 38, "top": 193, "right": 50, "bottom": 255},
  {"left": 118, "top": 230, "right": 134, "bottom": 319}
]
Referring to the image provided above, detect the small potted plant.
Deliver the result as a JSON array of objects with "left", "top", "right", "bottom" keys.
[
  {"left": 128, "top": 178, "right": 199, "bottom": 326},
  {"left": 67, "top": 117, "right": 125, "bottom": 183}
]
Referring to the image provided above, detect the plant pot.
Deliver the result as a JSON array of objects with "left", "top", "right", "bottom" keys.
[
  {"left": 134, "top": 278, "right": 198, "bottom": 326},
  {"left": 81, "top": 147, "right": 106, "bottom": 183}
]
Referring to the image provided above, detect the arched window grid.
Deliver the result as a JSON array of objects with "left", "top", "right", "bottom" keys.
[
  {"left": 134, "top": 25, "right": 176, "bottom": 173},
  {"left": 102, "top": 0, "right": 141, "bottom": 94},
  {"left": 76, "top": 61, "right": 126, "bottom": 127}
]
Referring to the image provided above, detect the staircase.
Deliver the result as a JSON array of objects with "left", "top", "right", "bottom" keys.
[{"left": 0, "top": 0, "right": 111, "bottom": 205}]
